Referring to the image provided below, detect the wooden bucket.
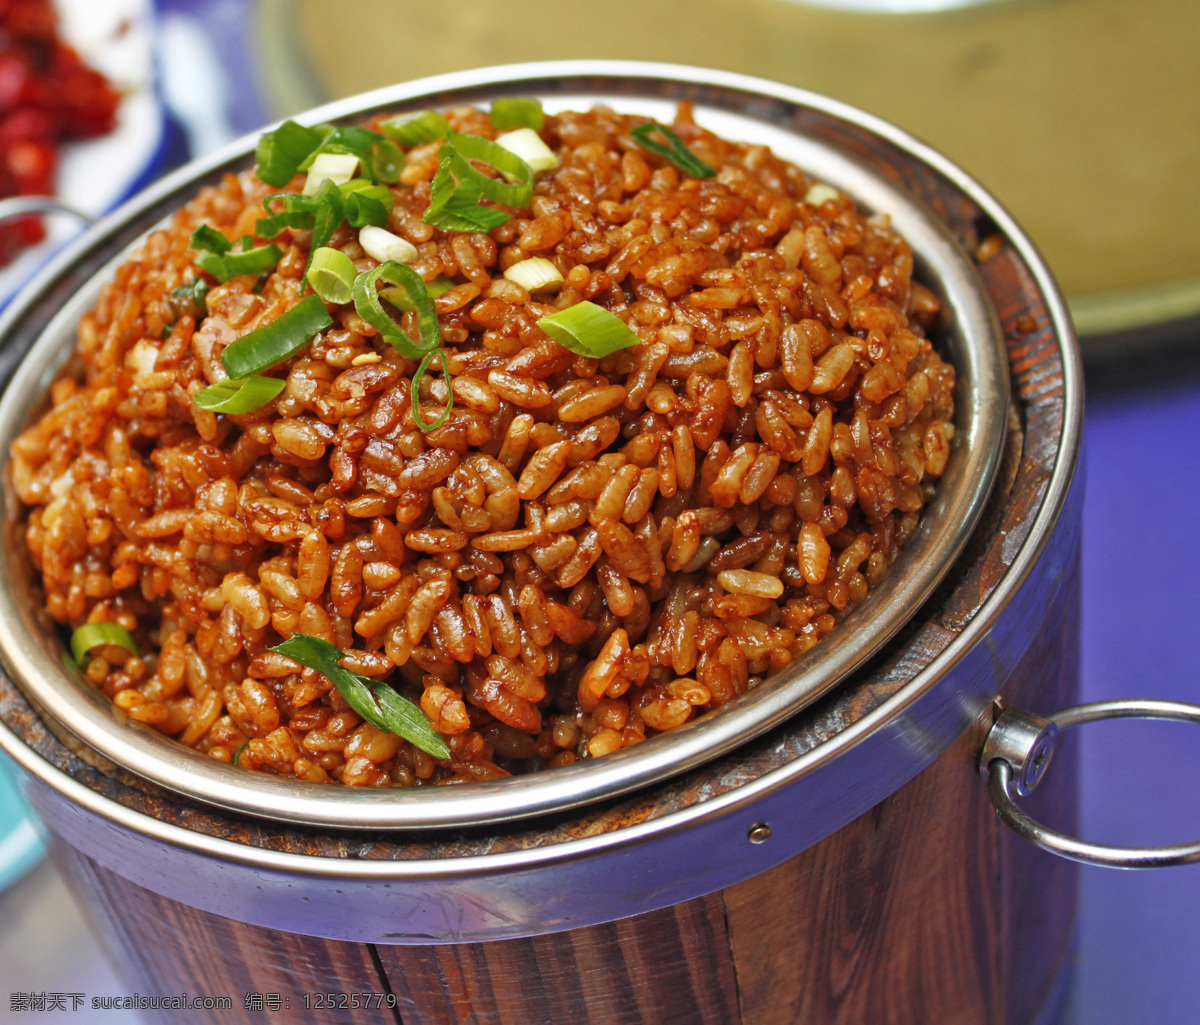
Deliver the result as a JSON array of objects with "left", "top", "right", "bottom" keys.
[{"left": 0, "top": 64, "right": 1082, "bottom": 1025}]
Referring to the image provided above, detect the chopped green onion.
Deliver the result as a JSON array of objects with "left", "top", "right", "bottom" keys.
[
  {"left": 425, "top": 166, "right": 511, "bottom": 232},
  {"left": 255, "top": 120, "right": 326, "bottom": 187},
  {"left": 503, "top": 256, "right": 563, "bottom": 294},
  {"left": 191, "top": 226, "right": 282, "bottom": 283},
  {"left": 363, "top": 138, "right": 405, "bottom": 184},
  {"left": 70, "top": 622, "right": 139, "bottom": 666},
  {"left": 168, "top": 277, "right": 209, "bottom": 320},
  {"left": 379, "top": 109, "right": 451, "bottom": 149},
  {"left": 303, "top": 152, "right": 360, "bottom": 195},
  {"left": 198, "top": 246, "right": 283, "bottom": 284},
  {"left": 629, "top": 121, "right": 715, "bottom": 179},
  {"left": 259, "top": 120, "right": 401, "bottom": 192},
  {"left": 299, "top": 125, "right": 382, "bottom": 168},
  {"left": 308, "top": 178, "right": 345, "bottom": 264},
  {"left": 490, "top": 97, "right": 544, "bottom": 131},
  {"left": 352, "top": 261, "right": 440, "bottom": 358},
  {"left": 231, "top": 742, "right": 249, "bottom": 767},
  {"left": 221, "top": 294, "right": 333, "bottom": 379},
  {"left": 306, "top": 247, "right": 357, "bottom": 304},
  {"left": 198, "top": 240, "right": 284, "bottom": 284},
  {"left": 191, "top": 223, "right": 231, "bottom": 255},
  {"left": 258, "top": 178, "right": 392, "bottom": 247},
  {"left": 440, "top": 132, "right": 535, "bottom": 206},
  {"left": 424, "top": 275, "right": 456, "bottom": 298},
  {"left": 537, "top": 301, "right": 640, "bottom": 357},
  {"left": 410, "top": 347, "right": 453, "bottom": 432},
  {"left": 359, "top": 225, "right": 417, "bottom": 265},
  {"left": 423, "top": 132, "right": 535, "bottom": 231},
  {"left": 256, "top": 192, "right": 317, "bottom": 238},
  {"left": 270, "top": 633, "right": 449, "bottom": 759},
  {"left": 192, "top": 251, "right": 225, "bottom": 280},
  {"left": 495, "top": 128, "right": 558, "bottom": 174},
  {"left": 295, "top": 126, "right": 360, "bottom": 166},
  {"left": 193, "top": 374, "right": 287, "bottom": 413},
  {"left": 380, "top": 274, "right": 453, "bottom": 311},
  {"left": 340, "top": 180, "right": 393, "bottom": 228}
]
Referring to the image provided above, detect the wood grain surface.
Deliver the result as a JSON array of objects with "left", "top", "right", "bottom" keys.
[{"left": 376, "top": 895, "right": 740, "bottom": 1025}]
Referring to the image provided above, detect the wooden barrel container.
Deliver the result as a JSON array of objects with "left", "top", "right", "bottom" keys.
[{"left": 0, "top": 64, "right": 1082, "bottom": 1025}]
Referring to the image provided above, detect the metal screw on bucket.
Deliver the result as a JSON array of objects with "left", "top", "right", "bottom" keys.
[
  {"left": 980, "top": 706, "right": 1058, "bottom": 797},
  {"left": 747, "top": 822, "right": 772, "bottom": 844}
]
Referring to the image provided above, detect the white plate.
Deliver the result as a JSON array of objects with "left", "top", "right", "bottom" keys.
[{"left": 0, "top": 0, "right": 163, "bottom": 309}]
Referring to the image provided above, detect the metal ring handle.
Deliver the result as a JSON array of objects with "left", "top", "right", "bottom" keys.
[
  {"left": 0, "top": 195, "right": 93, "bottom": 227},
  {"left": 985, "top": 699, "right": 1200, "bottom": 869}
]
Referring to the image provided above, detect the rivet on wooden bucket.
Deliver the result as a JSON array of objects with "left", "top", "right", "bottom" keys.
[{"left": 747, "top": 822, "right": 773, "bottom": 844}]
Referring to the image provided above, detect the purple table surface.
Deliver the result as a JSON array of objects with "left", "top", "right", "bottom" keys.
[{"left": 1060, "top": 345, "right": 1200, "bottom": 1023}]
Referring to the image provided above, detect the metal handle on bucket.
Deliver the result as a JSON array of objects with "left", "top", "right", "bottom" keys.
[{"left": 981, "top": 699, "right": 1200, "bottom": 869}]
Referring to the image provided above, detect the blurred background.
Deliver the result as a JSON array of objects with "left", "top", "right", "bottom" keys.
[{"left": 1, "top": 0, "right": 1198, "bottom": 1020}]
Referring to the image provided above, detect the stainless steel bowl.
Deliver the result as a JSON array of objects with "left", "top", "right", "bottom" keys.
[{"left": 0, "top": 62, "right": 1009, "bottom": 832}]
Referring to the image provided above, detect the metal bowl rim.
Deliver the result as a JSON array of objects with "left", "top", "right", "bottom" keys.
[{"left": 0, "top": 60, "right": 1027, "bottom": 835}]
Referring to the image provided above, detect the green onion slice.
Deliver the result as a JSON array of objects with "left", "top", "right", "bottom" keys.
[
  {"left": 270, "top": 634, "right": 449, "bottom": 759},
  {"left": 169, "top": 277, "right": 209, "bottom": 320},
  {"left": 424, "top": 165, "right": 512, "bottom": 232},
  {"left": 629, "top": 122, "right": 716, "bottom": 179},
  {"left": 504, "top": 257, "right": 564, "bottom": 294},
  {"left": 70, "top": 622, "right": 139, "bottom": 666},
  {"left": 363, "top": 138, "right": 405, "bottom": 184},
  {"left": 306, "top": 247, "right": 356, "bottom": 304},
  {"left": 193, "top": 251, "right": 227, "bottom": 280},
  {"left": 193, "top": 374, "right": 287, "bottom": 413},
  {"left": 191, "top": 223, "right": 231, "bottom": 255},
  {"left": 298, "top": 125, "right": 381, "bottom": 169},
  {"left": 257, "top": 192, "right": 318, "bottom": 238},
  {"left": 340, "top": 180, "right": 394, "bottom": 228},
  {"left": 495, "top": 128, "right": 558, "bottom": 174},
  {"left": 255, "top": 120, "right": 327, "bottom": 187},
  {"left": 380, "top": 273, "right": 454, "bottom": 311},
  {"left": 308, "top": 178, "right": 345, "bottom": 261},
  {"left": 304, "top": 126, "right": 404, "bottom": 186},
  {"left": 537, "top": 301, "right": 641, "bottom": 358},
  {"left": 490, "top": 97, "right": 544, "bottom": 131},
  {"left": 303, "top": 151, "right": 361, "bottom": 195},
  {"left": 441, "top": 133, "right": 534, "bottom": 206},
  {"left": 424, "top": 274, "right": 457, "bottom": 299},
  {"left": 423, "top": 133, "right": 535, "bottom": 231},
  {"left": 352, "top": 262, "right": 440, "bottom": 358},
  {"left": 231, "top": 742, "right": 249, "bottom": 767},
  {"left": 410, "top": 348, "right": 453, "bottom": 432},
  {"left": 259, "top": 120, "right": 405, "bottom": 192},
  {"left": 221, "top": 294, "right": 333, "bottom": 379},
  {"left": 223, "top": 242, "right": 282, "bottom": 278},
  {"left": 192, "top": 227, "right": 282, "bottom": 284},
  {"left": 379, "top": 109, "right": 451, "bottom": 149}
]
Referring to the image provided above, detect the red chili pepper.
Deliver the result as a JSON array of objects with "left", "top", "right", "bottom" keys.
[{"left": 0, "top": 0, "right": 120, "bottom": 266}]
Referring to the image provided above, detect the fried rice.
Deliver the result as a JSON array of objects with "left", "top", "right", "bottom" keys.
[{"left": 8, "top": 101, "right": 955, "bottom": 787}]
